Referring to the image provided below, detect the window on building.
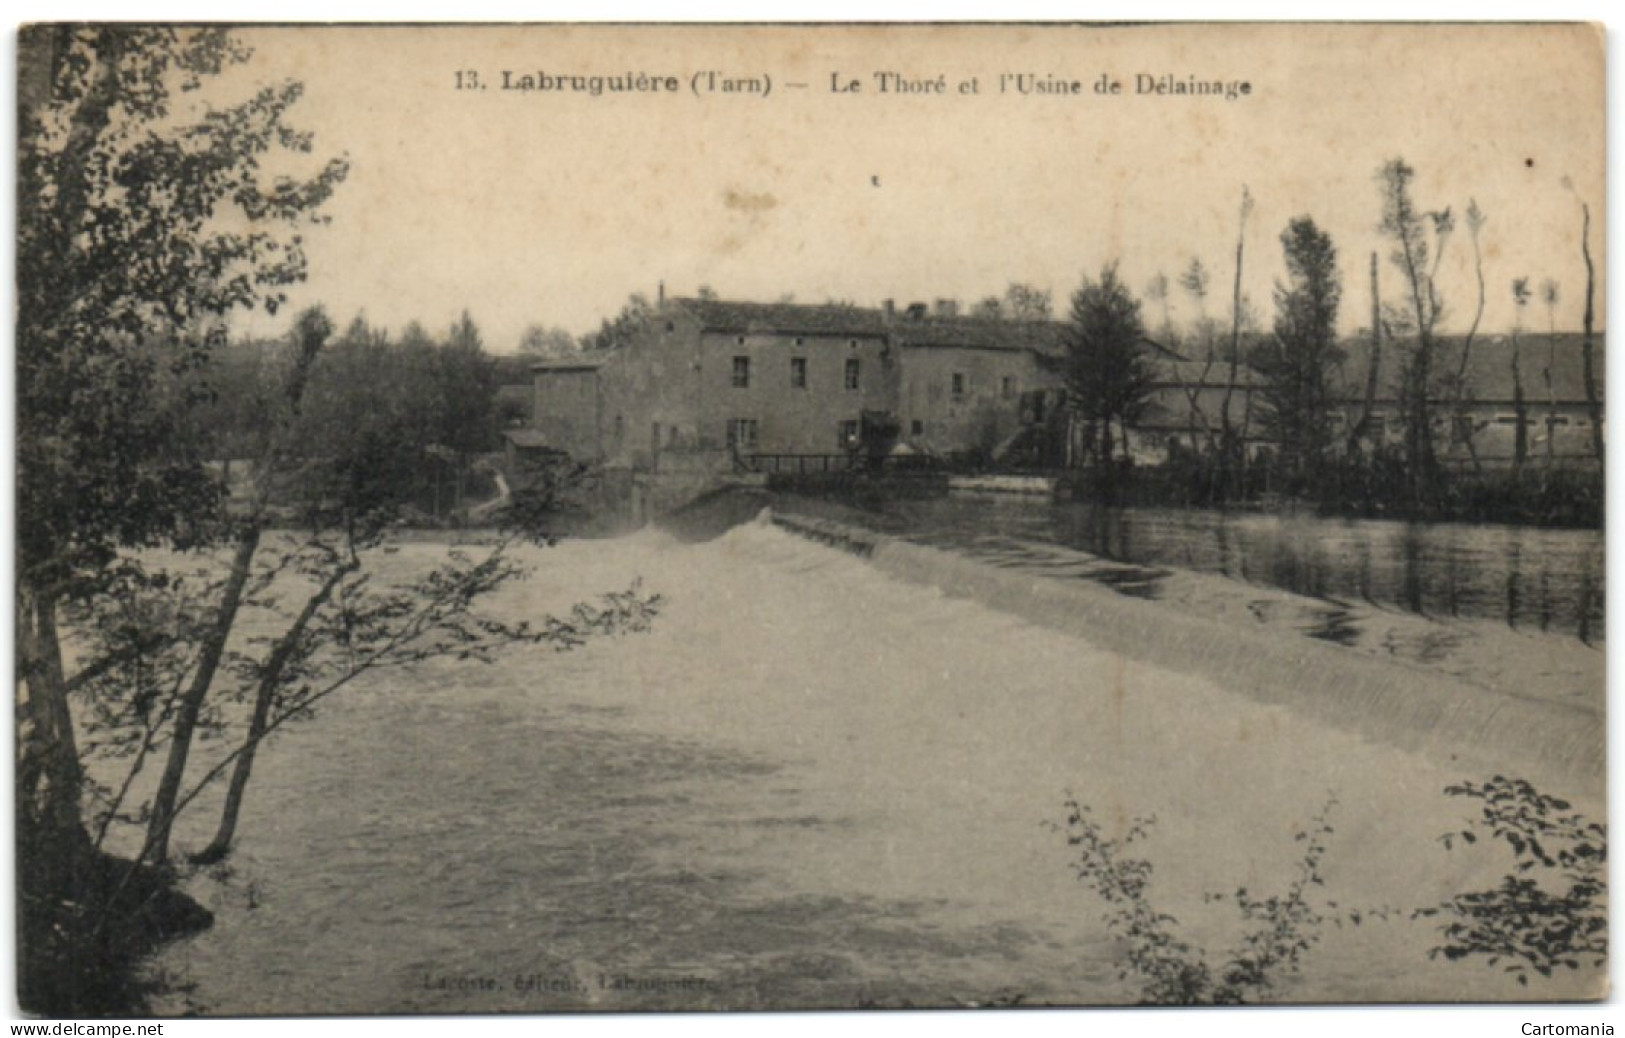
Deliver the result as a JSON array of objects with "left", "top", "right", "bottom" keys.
[
  {"left": 1001, "top": 376, "right": 1015, "bottom": 399},
  {"left": 1547, "top": 415, "right": 1571, "bottom": 427},
  {"left": 1367, "top": 416, "right": 1387, "bottom": 440},
  {"left": 910, "top": 419, "right": 924, "bottom": 436},
  {"left": 790, "top": 357, "right": 807, "bottom": 388},
  {"left": 794, "top": 337, "right": 806, "bottom": 346},
  {"left": 838, "top": 419, "right": 860, "bottom": 448},
  {"left": 845, "top": 358, "right": 860, "bottom": 390},
  {"left": 732, "top": 356, "right": 750, "bottom": 388},
  {"left": 726, "top": 418, "right": 759, "bottom": 451},
  {"left": 951, "top": 372, "right": 966, "bottom": 398}
]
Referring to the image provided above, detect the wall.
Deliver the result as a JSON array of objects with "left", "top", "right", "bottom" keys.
[
  {"left": 696, "top": 328, "right": 894, "bottom": 454},
  {"left": 531, "top": 367, "right": 603, "bottom": 461},
  {"left": 595, "top": 310, "right": 708, "bottom": 468},
  {"left": 898, "top": 345, "right": 1050, "bottom": 455}
]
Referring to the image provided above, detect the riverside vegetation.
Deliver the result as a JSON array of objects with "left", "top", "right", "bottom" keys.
[{"left": 1057, "top": 777, "right": 1606, "bottom": 1004}]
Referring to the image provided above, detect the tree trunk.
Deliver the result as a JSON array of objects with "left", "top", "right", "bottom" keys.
[
  {"left": 17, "top": 583, "right": 89, "bottom": 850},
  {"left": 1351, "top": 253, "right": 1383, "bottom": 456},
  {"left": 1579, "top": 203, "right": 1604, "bottom": 468},
  {"left": 193, "top": 558, "right": 353, "bottom": 865},
  {"left": 1545, "top": 323, "right": 1559, "bottom": 468},
  {"left": 1454, "top": 212, "right": 1487, "bottom": 476},
  {"left": 1222, "top": 196, "right": 1249, "bottom": 497},
  {"left": 1511, "top": 336, "right": 1528, "bottom": 473},
  {"left": 144, "top": 526, "right": 261, "bottom": 864},
  {"left": 141, "top": 308, "right": 328, "bottom": 864}
]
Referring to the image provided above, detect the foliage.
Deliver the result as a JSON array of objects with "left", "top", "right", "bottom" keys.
[
  {"left": 583, "top": 292, "right": 655, "bottom": 351},
  {"left": 14, "top": 28, "right": 655, "bottom": 1015},
  {"left": 1063, "top": 264, "right": 1155, "bottom": 467},
  {"left": 1416, "top": 777, "right": 1606, "bottom": 986},
  {"left": 1056, "top": 794, "right": 1338, "bottom": 1004},
  {"left": 519, "top": 323, "right": 580, "bottom": 356},
  {"left": 16, "top": 26, "right": 350, "bottom": 885},
  {"left": 17, "top": 26, "right": 348, "bottom": 593},
  {"left": 1003, "top": 282, "right": 1054, "bottom": 321},
  {"left": 966, "top": 282, "right": 1055, "bottom": 322},
  {"left": 206, "top": 311, "right": 512, "bottom": 522},
  {"left": 1253, "top": 217, "right": 1344, "bottom": 493},
  {"left": 1376, "top": 158, "right": 1452, "bottom": 496}
]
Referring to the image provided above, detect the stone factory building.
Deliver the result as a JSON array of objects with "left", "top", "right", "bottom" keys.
[{"left": 531, "top": 296, "right": 1066, "bottom": 471}]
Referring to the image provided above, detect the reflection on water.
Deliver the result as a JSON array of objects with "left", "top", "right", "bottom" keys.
[{"left": 821, "top": 495, "right": 1605, "bottom": 643}]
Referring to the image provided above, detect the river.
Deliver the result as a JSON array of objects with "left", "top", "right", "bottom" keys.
[
  {"left": 143, "top": 515, "right": 1604, "bottom": 1013},
  {"left": 774, "top": 493, "right": 1605, "bottom": 644}
]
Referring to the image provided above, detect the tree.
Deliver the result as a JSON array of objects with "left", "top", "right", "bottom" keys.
[
  {"left": 439, "top": 310, "right": 500, "bottom": 454},
  {"left": 17, "top": 25, "right": 349, "bottom": 860},
  {"left": 1218, "top": 186, "right": 1257, "bottom": 498},
  {"left": 1563, "top": 185, "right": 1603, "bottom": 467},
  {"left": 1446, "top": 200, "right": 1490, "bottom": 473},
  {"left": 1376, "top": 158, "right": 1453, "bottom": 501},
  {"left": 143, "top": 308, "right": 334, "bottom": 865},
  {"left": 1510, "top": 277, "right": 1533, "bottom": 471},
  {"left": 1179, "top": 257, "right": 1213, "bottom": 348},
  {"left": 1255, "top": 217, "right": 1343, "bottom": 493},
  {"left": 583, "top": 292, "right": 654, "bottom": 351},
  {"left": 1064, "top": 264, "right": 1155, "bottom": 468},
  {"left": 1004, "top": 282, "right": 1054, "bottom": 321},
  {"left": 519, "top": 323, "right": 579, "bottom": 357},
  {"left": 1541, "top": 279, "right": 1562, "bottom": 466},
  {"left": 16, "top": 26, "right": 347, "bottom": 1013},
  {"left": 969, "top": 296, "right": 1004, "bottom": 320},
  {"left": 1145, "top": 272, "right": 1176, "bottom": 347}
]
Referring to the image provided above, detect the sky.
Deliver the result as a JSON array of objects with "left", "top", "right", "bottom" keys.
[{"left": 194, "top": 23, "right": 1606, "bottom": 354}]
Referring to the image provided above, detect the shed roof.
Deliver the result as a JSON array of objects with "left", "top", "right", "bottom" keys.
[
  {"left": 1330, "top": 333, "right": 1605, "bottom": 403},
  {"left": 890, "top": 317, "right": 1066, "bottom": 354},
  {"left": 502, "top": 429, "right": 564, "bottom": 450},
  {"left": 530, "top": 354, "right": 611, "bottom": 373},
  {"left": 669, "top": 296, "right": 1066, "bottom": 354},
  {"left": 673, "top": 298, "right": 885, "bottom": 337}
]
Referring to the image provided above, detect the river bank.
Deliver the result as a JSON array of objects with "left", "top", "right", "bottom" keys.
[{"left": 148, "top": 516, "right": 1605, "bottom": 1011}]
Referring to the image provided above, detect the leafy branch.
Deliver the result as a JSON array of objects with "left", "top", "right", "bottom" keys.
[
  {"left": 1054, "top": 793, "right": 1340, "bottom": 1004},
  {"left": 1415, "top": 776, "right": 1606, "bottom": 985}
]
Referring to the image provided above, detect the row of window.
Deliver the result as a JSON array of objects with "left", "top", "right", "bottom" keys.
[
  {"left": 725, "top": 418, "right": 863, "bottom": 451},
  {"left": 1330, "top": 413, "right": 1589, "bottom": 435},
  {"left": 730, "top": 356, "right": 1019, "bottom": 401},
  {"left": 732, "top": 355, "right": 862, "bottom": 390},
  {"left": 724, "top": 417, "right": 956, "bottom": 451}
]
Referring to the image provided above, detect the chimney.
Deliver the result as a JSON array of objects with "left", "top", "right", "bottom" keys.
[
  {"left": 882, "top": 299, "right": 896, "bottom": 321},
  {"left": 905, "top": 302, "right": 928, "bottom": 322},
  {"left": 933, "top": 298, "right": 959, "bottom": 319},
  {"left": 657, "top": 280, "right": 665, "bottom": 306}
]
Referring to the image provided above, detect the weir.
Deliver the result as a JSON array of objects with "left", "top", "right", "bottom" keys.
[{"left": 767, "top": 509, "right": 1605, "bottom": 796}]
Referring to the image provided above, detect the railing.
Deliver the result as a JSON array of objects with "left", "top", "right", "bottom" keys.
[{"left": 739, "top": 453, "right": 857, "bottom": 474}]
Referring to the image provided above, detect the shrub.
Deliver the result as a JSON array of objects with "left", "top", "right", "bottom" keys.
[
  {"left": 1417, "top": 776, "right": 1606, "bottom": 985},
  {"left": 1056, "top": 794, "right": 1338, "bottom": 1004}
]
